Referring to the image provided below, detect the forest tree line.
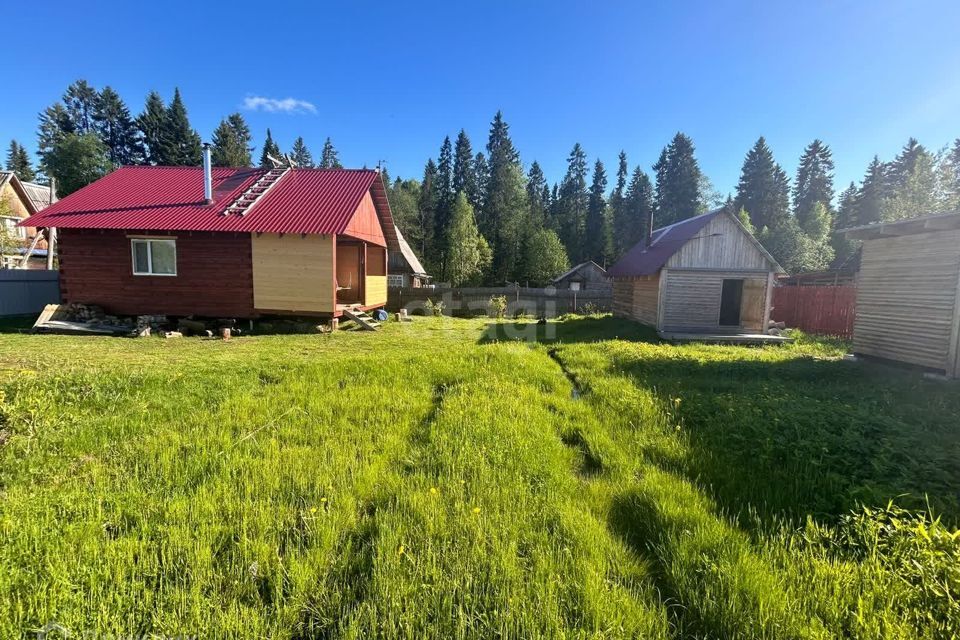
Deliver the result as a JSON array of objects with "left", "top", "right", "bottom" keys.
[
  {"left": 6, "top": 80, "right": 960, "bottom": 282},
  {"left": 385, "top": 124, "right": 960, "bottom": 284},
  {"left": 5, "top": 80, "right": 342, "bottom": 198}
]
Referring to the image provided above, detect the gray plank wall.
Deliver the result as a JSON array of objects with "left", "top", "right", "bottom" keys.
[
  {"left": 854, "top": 230, "right": 960, "bottom": 373},
  {"left": 0, "top": 270, "right": 60, "bottom": 316}
]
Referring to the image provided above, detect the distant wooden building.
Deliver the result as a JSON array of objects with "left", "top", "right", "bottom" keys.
[
  {"left": 388, "top": 226, "right": 430, "bottom": 288},
  {"left": 551, "top": 261, "right": 610, "bottom": 291},
  {"left": 1, "top": 171, "right": 52, "bottom": 269},
  {"left": 843, "top": 212, "right": 960, "bottom": 378},
  {"left": 608, "top": 209, "right": 783, "bottom": 335}
]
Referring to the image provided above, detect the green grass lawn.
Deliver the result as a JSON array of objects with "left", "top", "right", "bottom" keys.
[{"left": 1, "top": 315, "right": 958, "bottom": 638}]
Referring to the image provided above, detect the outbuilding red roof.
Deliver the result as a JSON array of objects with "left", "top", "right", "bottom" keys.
[{"left": 21, "top": 166, "right": 393, "bottom": 241}]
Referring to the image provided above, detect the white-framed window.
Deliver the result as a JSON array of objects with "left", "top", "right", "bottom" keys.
[
  {"left": 131, "top": 238, "right": 177, "bottom": 276},
  {"left": 569, "top": 281, "right": 581, "bottom": 291},
  {"left": 1, "top": 216, "right": 27, "bottom": 240},
  {"left": 387, "top": 274, "right": 405, "bottom": 288}
]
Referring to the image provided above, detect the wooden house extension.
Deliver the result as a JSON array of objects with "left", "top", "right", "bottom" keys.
[
  {"left": 20, "top": 153, "right": 398, "bottom": 319},
  {"left": 842, "top": 212, "right": 960, "bottom": 378},
  {"left": 608, "top": 209, "right": 784, "bottom": 336}
]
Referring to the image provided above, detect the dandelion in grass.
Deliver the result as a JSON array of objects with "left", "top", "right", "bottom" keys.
[
  {"left": 430, "top": 487, "right": 438, "bottom": 495},
  {"left": 397, "top": 545, "right": 405, "bottom": 556},
  {"left": 472, "top": 507, "right": 481, "bottom": 515}
]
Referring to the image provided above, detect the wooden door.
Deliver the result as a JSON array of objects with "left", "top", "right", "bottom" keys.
[{"left": 740, "top": 277, "right": 767, "bottom": 331}]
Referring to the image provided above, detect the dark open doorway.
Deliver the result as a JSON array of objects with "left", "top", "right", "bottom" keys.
[{"left": 719, "top": 279, "right": 744, "bottom": 326}]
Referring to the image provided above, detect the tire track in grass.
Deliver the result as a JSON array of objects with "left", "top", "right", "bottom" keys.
[
  {"left": 296, "top": 379, "right": 457, "bottom": 638},
  {"left": 549, "top": 343, "right": 830, "bottom": 638}
]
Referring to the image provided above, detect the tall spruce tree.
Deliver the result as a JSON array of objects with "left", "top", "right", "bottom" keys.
[
  {"left": 793, "top": 139, "right": 835, "bottom": 230},
  {"left": 652, "top": 132, "right": 705, "bottom": 226},
  {"left": 584, "top": 159, "right": 608, "bottom": 263},
  {"left": 623, "top": 166, "right": 655, "bottom": 250},
  {"left": 452, "top": 129, "right": 475, "bottom": 199},
  {"left": 63, "top": 80, "right": 98, "bottom": 134},
  {"left": 93, "top": 86, "right": 143, "bottom": 166},
  {"left": 137, "top": 92, "right": 167, "bottom": 165},
  {"left": 734, "top": 137, "right": 791, "bottom": 231},
  {"left": 433, "top": 136, "right": 455, "bottom": 276},
  {"left": 608, "top": 151, "right": 629, "bottom": 256},
  {"left": 556, "top": 143, "right": 588, "bottom": 259},
  {"left": 883, "top": 138, "right": 938, "bottom": 220},
  {"left": 160, "top": 89, "right": 202, "bottom": 166},
  {"left": 289, "top": 136, "right": 314, "bottom": 167},
  {"left": 471, "top": 152, "right": 488, "bottom": 212},
  {"left": 211, "top": 114, "right": 253, "bottom": 167},
  {"left": 526, "top": 161, "right": 548, "bottom": 226},
  {"left": 259, "top": 129, "right": 282, "bottom": 167},
  {"left": 831, "top": 181, "right": 860, "bottom": 268},
  {"left": 6, "top": 141, "right": 36, "bottom": 182},
  {"left": 319, "top": 137, "right": 342, "bottom": 169},
  {"left": 855, "top": 156, "right": 889, "bottom": 225},
  {"left": 482, "top": 111, "right": 526, "bottom": 281},
  {"left": 417, "top": 159, "right": 438, "bottom": 268}
]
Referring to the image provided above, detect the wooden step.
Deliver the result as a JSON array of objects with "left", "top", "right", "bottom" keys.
[{"left": 341, "top": 308, "right": 382, "bottom": 331}]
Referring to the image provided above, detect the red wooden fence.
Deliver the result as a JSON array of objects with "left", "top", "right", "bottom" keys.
[{"left": 771, "top": 285, "right": 857, "bottom": 338}]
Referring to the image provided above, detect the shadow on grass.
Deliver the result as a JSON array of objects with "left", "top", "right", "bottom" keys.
[
  {"left": 614, "top": 353, "right": 960, "bottom": 525},
  {"left": 478, "top": 315, "right": 660, "bottom": 345},
  {"left": 0, "top": 315, "right": 36, "bottom": 334}
]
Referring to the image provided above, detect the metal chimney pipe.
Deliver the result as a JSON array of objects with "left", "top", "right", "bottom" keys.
[
  {"left": 646, "top": 209, "right": 654, "bottom": 246},
  {"left": 202, "top": 143, "right": 213, "bottom": 205}
]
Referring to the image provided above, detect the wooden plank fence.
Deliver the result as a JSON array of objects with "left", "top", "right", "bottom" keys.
[
  {"left": 772, "top": 284, "right": 856, "bottom": 338},
  {"left": 0, "top": 269, "right": 60, "bottom": 317},
  {"left": 388, "top": 286, "right": 611, "bottom": 318}
]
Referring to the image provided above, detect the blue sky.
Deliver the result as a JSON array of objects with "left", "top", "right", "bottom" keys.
[{"left": 5, "top": 1, "right": 960, "bottom": 198}]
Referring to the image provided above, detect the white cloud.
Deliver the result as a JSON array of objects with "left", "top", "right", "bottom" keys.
[{"left": 242, "top": 95, "right": 316, "bottom": 115}]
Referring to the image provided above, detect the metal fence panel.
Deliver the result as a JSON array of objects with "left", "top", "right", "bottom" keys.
[{"left": 0, "top": 270, "right": 60, "bottom": 316}]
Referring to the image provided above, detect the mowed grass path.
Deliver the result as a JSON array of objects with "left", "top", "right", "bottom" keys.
[{"left": 0, "top": 316, "right": 958, "bottom": 638}]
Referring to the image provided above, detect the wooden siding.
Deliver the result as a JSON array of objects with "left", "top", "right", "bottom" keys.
[
  {"left": 854, "top": 230, "right": 960, "bottom": 373},
  {"left": 58, "top": 228, "right": 255, "bottom": 317},
  {"left": 342, "top": 192, "right": 386, "bottom": 246},
  {"left": 364, "top": 275, "right": 388, "bottom": 306},
  {"left": 252, "top": 233, "right": 334, "bottom": 313},
  {"left": 661, "top": 269, "right": 769, "bottom": 332},
  {"left": 611, "top": 274, "right": 659, "bottom": 326},
  {"left": 665, "top": 213, "right": 771, "bottom": 271}
]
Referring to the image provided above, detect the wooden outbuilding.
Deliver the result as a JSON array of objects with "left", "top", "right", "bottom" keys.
[
  {"left": 608, "top": 208, "right": 783, "bottom": 336},
  {"left": 20, "top": 152, "right": 398, "bottom": 319},
  {"left": 1, "top": 171, "right": 53, "bottom": 269},
  {"left": 387, "top": 226, "right": 430, "bottom": 288},
  {"left": 842, "top": 212, "right": 960, "bottom": 378},
  {"left": 551, "top": 261, "right": 610, "bottom": 291}
]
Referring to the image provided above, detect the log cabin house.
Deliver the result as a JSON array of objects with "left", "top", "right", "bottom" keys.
[
  {"left": 608, "top": 208, "right": 783, "bottom": 337},
  {"left": 20, "top": 149, "right": 398, "bottom": 319},
  {"left": 842, "top": 211, "right": 960, "bottom": 378}
]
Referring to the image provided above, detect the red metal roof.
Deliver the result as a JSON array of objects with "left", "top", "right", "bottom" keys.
[{"left": 21, "top": 166, "right": 387, "bottom": 238}]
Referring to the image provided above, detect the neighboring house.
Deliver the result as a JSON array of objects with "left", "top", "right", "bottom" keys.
[
  {"left": 551, "top": 260, "right": 610, "bottom": 291},
  {"left": 1, "top": 171, "right": 52, "bottom": 268},
  {"left": 842, "top": 211, "right": 960, "bottom": 378},
  {"left": 388, "top": 226, "right": 430, "bottom": 288},
  {"left": 21, "top": 156, "right": 399, "bottom": 319},
  {"left": 608, "top": 208, "right": 783, "bottom": 335}
]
